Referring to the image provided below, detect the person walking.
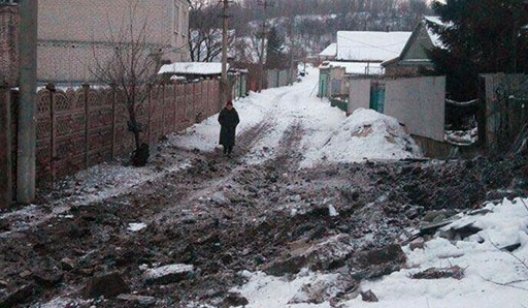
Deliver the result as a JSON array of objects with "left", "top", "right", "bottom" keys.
[{"left": 218, "top": 100, "right": 240, "bottom": 157}]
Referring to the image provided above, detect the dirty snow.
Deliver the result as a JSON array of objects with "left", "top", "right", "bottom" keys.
[
  {"left": 301, "top": 108, "right": 422, "bottom": 167},
  {"left": 0, "top": 155, "right": 191, "bottom": 235},
  {"left": 236, "top": 197, "right": 528, "bottom": 307}
]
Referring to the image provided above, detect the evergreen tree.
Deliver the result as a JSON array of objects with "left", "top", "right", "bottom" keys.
[
  {"left": 428, "top": 0, "right": 528, "bottom": 100},
  {"left": 266, "top": 26, "right": 288, "bottom": 69}
]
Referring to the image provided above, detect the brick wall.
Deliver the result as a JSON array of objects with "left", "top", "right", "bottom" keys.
[{"left": 0, "top": 5, "right": 18, "bottom": 86}]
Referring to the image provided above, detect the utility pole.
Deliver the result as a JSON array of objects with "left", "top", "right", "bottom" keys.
[
  {"left": 17, "top": 0, "right": 38, "bottom": 204},
  {"left": 257, "top": 0, "right": 271, "bottom": 92},
  {"left": 221, "top": 0, "right": 230, "bottom": 105},
  {"left": 288, "top": 16, "right": 295, "bottom": 85}
]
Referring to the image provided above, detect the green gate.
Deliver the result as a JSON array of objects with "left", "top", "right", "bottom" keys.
[
  {"left": 370, "top": 84, "right": 386, "bottom": 113},
  {"left": 318, "top": 70, "right": 330, "bottom": 98}
]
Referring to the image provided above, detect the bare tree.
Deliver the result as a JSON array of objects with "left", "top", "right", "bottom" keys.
[
  {"left": 188, "top": 0, "right": 236, "bottom": 62},
  {"left": 91, "top": 1, "right": 163, "bottom": 166}
]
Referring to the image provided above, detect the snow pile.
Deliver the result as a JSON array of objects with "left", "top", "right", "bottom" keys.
[
  {"left": 234, "top": 270, "right": 338, "bottom": 308},
  {"left": 345, "top": 197, "right": 528, "bottom": 308},
  {"left": 303, "top": 108, "right": 422, "bottom": 167}
]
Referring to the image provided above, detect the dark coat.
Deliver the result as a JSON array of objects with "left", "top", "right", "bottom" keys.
[{"left": 218, "top": 107, "right": 240, "bottom": 147}]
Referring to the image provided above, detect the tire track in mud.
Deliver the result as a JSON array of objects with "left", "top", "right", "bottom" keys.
[{"left": 267, "top": 120, "right": 305, "bottom": 172}]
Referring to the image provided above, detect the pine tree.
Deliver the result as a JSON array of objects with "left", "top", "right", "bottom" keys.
[
  {"left": 428, "top": 0, "right": 528, "bottom": 100},
  {"left": 266, "top": 26, "right": 287, "bottom": 69}
]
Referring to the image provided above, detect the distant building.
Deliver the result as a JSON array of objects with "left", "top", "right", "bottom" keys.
[
  {"left": 318, "top": 31, "right": 411, "bottom": 98},
  {"left": 37, "top": 0, "right": 191, "bottom": 85},
  {"left": 0, "top": 0, "right": 191, "bottom": 86},
  {"left": 382, "top": 16, "right": 447, "bottom": 77}
]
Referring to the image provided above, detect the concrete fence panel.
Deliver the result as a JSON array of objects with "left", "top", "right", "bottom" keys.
[
  {"left": 348, "top": 79, "right": 371, "bottom": 114},
  {"left": 6, "top": 79, "right": 221, "bottom": 188},
  {"left": 385, "top": 76, "right": 446, "bottom": 141},
  {"left": 0, "top": 87, "right": 12, "bottom": 208}
]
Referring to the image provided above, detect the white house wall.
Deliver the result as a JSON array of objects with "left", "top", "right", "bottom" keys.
[{"left": 348, "top": 79, "right": 371, "bottom": 113}]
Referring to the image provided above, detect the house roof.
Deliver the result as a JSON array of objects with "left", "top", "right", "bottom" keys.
[
  {"left": 319, "top": 43, "right": 337, "bottom": 57},
  {"left": 336, "top": 31, "right": 412, "bottom": 62},
  {"left": 381, "top": 16, "right": 450, "bottom": 67},
  {"left": 158, "top": 62, "right": 229, "bottom": 76},
  {"left": 320, "top": 61, "right": 384, "bottom": 75}
]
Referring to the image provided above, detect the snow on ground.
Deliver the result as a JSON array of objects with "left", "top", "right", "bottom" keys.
[
  {"left": 235, "top": 197, "right": 528, "bottom": 308},
  {"left": 169, "top": 66, "right": 421, "bottom": 167}
]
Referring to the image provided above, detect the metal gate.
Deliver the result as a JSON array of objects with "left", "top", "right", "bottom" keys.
[{"left": 370, "top": 82, "right": 386, "bottom": 113}]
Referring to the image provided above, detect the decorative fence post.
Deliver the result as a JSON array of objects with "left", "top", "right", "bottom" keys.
[
  {"left": 47, "top": 83, "right": 56, "bottom": 182},
  {"left": 0, "top": 85, "right": 12, "bottom": 208}
]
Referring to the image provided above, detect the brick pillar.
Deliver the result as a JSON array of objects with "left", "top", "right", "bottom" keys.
[{"left": 0, "top": 85, "right": 12, "bottom": 208}]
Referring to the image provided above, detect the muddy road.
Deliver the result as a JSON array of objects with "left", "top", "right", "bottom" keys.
[{"left": 1, "top": 126, "right": 526, "bottom": 307}]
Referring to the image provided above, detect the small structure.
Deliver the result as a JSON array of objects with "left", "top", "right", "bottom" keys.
[
  {"left": 382, "top": 16, "right": 448, "bottom": 77},
  {"left": 158, "top": 62, "right": 248, "bottom": 100},
  {"left": 158, "top": 62, "right": 227, "bottom": 81}
]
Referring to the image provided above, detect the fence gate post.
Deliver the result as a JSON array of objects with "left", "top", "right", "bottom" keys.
[
  {"left": 48, "top": 84, "right": 56, "bottom": 182},
  {"left": 0, "top": 86, "right": 12, "bottom": 209}
]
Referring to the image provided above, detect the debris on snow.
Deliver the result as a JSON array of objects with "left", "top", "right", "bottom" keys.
[
  {"left": 328, "top": 204, "right": 339, "bottom": 217},
  {"left": 360, "top": 289, "right": 379, "bottom": 302},
  {"left": 143, "top": 264, "right": 194, "bottom": 285},
  {"left": 411, "top": 266, "right": 465, "bottom": 280}
]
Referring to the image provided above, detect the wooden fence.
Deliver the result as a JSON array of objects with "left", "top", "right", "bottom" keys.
[
  {"left": 479, "top": 74, "right": 528, "bottom": 151},
  {"left": 1, "top": 79, "right": 221, "bottom": 203}
]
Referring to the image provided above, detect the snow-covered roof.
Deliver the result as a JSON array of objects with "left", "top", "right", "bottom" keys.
[
  {"left": 319, "top": 43, "right": 337, "bottom": 57},
  {"left": 336, "top": 31, "right": 412, "bottom": 62},
  {"left": 322, "top": 61, "right": 383, "bottom": 75},
  {"left": 158, "top": 62, "right": 229, "bottom": 76}
]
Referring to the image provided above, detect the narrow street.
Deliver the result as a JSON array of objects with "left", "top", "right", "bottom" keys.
[{"left": 1, "top": 69, "right": 527, "bottom": 307}]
